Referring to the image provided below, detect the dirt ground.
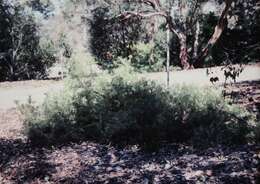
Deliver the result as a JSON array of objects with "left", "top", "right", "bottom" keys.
[
  {"left": 0, "top": 140, "right": 258, "bottom": 184},
  {"left": 0, "top": 80, "right": 63, "bottom": 110},
  {"left": 0, "top": 108, "right": 24, "bottom": 140},
  {"left": 0, "top": 65, "right": 259, "bottom": 183}
]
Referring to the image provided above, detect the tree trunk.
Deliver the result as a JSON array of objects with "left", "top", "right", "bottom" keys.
[
  {"left": 193, "top": 22, "right": 226, "bottom": 68},
  {"left": 193, "top": 0, "right": 232, "bottom": 68},
  {"left": 179, "top": 35, "right": 190, "bottom": 69},
  {"left": 166, "top": 28, "right": 170, "bottom": 87},
  {"left": 8, "top": 63, "right": 14, "bottom": 80},
  {"left": 148, "top": 17, "right": 157, "bottom": 65},
  {"left": 193, "top": 21, "right": 200, "bottom": 59}
]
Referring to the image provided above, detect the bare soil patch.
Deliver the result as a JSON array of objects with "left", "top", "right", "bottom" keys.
[
  {"left": 0, "top": 140, "right": 258, "bottom": 184},
  {"left": 0, "top": 108, "right": 24, "bottom": 140}
]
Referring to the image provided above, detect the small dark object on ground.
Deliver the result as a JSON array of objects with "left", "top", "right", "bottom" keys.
[{"left": 210, "top": 76, "right": 219, "bottom": 84}]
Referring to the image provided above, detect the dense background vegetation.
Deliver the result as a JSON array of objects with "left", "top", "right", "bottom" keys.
[
  {"left": 0, "top": 0, "right": 56, "bottom": 81},
  {"left": 0, "top": 0, "right": 259, "bottom": 81}
]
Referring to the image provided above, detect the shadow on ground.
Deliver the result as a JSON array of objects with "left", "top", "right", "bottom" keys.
[
  {"left": 0, "top": 139, "right": 258, "bottom": 184},
  {"left": 0, "top": 138, "right": 56, "bottom": 183}
]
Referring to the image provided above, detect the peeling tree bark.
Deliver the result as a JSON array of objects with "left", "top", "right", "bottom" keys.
[
  {"left": 166, "top": 28, "right": 170, "bottom": 86},
  {"left": 119, "top": 0, "right": 233, "bottom": 69},
  {"left": 193, "top": 0, "right": 232, "bottom": 68},
  {"left": 148, "top": 17, "right": 157, "bottom": 65},
  {"left": 179, "top": 34, "right": 190, "bottom": 69}
]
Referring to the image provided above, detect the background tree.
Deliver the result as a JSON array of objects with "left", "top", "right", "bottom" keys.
[
  {"left": 0, "top": 0, "right": 55, "bottom": 81},
  {"left": 211, "top": 0, "right": 260, "bottom": 66},
  {"left": 88, "top": 1, "right": 146, "bottom": 69}
]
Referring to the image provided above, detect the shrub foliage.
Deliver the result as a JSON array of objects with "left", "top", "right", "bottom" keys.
[{"left": 21, "top": 74, "right": 255, "bottom": 148}]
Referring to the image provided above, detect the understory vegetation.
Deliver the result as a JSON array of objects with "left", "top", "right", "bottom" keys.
[{"left": 20, "top": 67, "right": 256, "bottom": 150}]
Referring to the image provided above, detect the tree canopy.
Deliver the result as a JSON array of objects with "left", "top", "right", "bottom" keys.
[{"left": 88, "top": 0, "right": 259, "bottom": 69}]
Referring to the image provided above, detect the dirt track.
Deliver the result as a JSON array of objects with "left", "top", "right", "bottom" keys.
[
  {"left": 0, "top": 140, "right": 258, "bottom": 184},
  {"left": 0, "top": 80, "right": 63, "bottom": 110},
  {"left": 141, "top": 64, "right": 260, "bottom": 86},
  {"left": 0, "top": 64, "right": 259, "bottom": 110}
]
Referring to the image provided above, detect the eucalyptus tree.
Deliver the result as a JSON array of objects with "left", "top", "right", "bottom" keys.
[{"left": 119, "top": 0, "right": 233, "bottom": 69}]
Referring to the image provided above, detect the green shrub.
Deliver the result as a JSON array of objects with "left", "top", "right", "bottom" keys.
[
  {"left": 168, "top": 86, "right": 254, "bottom": 146},
  {"left": 19, "top": 89, "right": 77, "bottom": 146},
  {"left": 91, "top": 42, "right": 165, "bottom": 73},
  {"left": 21, "top": 74, "right": 255, "bottom": 148},
  {"left": 130, "top": 42, "right": 165, "bottom": 72}
]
